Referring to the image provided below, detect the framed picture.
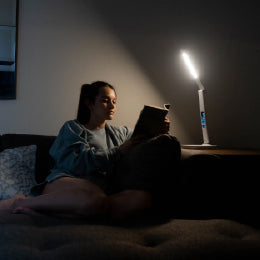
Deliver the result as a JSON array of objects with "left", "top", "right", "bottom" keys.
[{"left": 0, "top": 0, "right": 18, "bottom": 99}]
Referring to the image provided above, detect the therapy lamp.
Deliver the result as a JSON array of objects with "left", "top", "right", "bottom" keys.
[{"left": 181, "top": 51, "right": 215, "bottom": 147}]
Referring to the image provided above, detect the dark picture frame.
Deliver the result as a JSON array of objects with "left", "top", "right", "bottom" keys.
[{"left": 0, "top": 0, "right": 19, "bottom": 99}]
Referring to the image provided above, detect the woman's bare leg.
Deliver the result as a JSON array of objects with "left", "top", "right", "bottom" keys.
[
  {"left": 12, "top": 177, "right": 107, "bottom": 217},
  {"left": 11, "top": 177, "right": 154, "bottom": 220}
]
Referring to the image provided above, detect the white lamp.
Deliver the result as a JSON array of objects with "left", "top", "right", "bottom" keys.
[{"left": 181, "top": 50, "right": 215, "bottom": 148}]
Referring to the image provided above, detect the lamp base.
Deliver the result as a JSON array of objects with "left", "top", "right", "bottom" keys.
[{"left": 181, "top": 144, "right": 218, "bottom": 149}]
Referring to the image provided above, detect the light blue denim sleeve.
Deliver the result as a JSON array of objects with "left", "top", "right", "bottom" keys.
[{"left": 49, "top": 120, "right": 131, "bottom": 178}]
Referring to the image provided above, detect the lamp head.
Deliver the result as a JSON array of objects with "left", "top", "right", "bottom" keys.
[{"left": 181, "top": 51, "right": 199, "bottom": 79}]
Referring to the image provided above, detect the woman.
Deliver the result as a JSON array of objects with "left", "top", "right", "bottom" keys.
[{"left": 1, "top": 81, "right": 180, "bottom": 220}]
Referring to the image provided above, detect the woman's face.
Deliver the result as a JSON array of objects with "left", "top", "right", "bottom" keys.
[{"left": 88, "top": 86, "right": 117, "bottom": 121}]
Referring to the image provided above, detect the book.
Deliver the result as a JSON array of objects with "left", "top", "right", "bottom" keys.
[{"left": 132, "top": 104, "right": 170, "bottom": 138}]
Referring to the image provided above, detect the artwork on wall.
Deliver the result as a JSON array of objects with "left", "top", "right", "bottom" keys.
[{"left": 0, "top": 0, "right": 18, "bottom": 99}]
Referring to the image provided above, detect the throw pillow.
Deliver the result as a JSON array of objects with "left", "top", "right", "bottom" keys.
[{"left": 0, "top": 145, "right": 37, "bottom": 200}]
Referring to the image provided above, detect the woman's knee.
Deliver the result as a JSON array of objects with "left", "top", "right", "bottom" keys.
[
  {"left": 77, "top": 189, "right": 107, "bottom": 217},
  {"left": 126, "top": 190, "right": 153, "bottom": 211},
  {"left": 107, "top": 190, "right": 153, "bottom": 220},
  {"left": 155, "top": 134, "right": 181, "bottom": 154}
]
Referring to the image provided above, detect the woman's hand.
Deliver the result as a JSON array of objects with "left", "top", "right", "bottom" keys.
[
  {"left": 119, "top": 135, "right": 145, "bottom": 155},
  {"left": 119, "top": 117, "right": 170, "bottom": 155},
  {"left": 160, "top": 117, "right": 170, "bottom": 135}
]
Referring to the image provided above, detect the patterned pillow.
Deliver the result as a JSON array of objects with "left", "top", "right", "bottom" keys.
[{"left": 0, "top": 145, "right": 37, "bottom": 200}]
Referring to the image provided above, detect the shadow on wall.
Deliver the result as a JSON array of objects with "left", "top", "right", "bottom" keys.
[{"left": 90, "top": 0, "right": 260, "bottom": 149}]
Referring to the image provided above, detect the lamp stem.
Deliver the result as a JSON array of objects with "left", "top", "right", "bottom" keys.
[{"left": 197, "top": 86, "right": 210, "bottom": 145}]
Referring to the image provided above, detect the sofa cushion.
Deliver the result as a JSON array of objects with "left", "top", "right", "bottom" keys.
[
  {"left": 0, "top": 134, "right": 56, "bottom": 183},
  {"left": 0, "top": 145, "right": 37, "bottom": 199},
  {"left": 0, "top": 214, "right": 259, "bottom": 260}
]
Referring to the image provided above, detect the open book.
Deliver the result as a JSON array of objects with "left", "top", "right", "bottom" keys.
[{"left": 132, "top": 104, "right": 170, "bottom": 138}]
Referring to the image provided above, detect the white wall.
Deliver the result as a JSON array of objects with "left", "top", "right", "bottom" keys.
[
  {"left": 1, "top": 0, "right": 259, "bottom": 149},
  {"left": 0, "top": 0, "right": 187, "bottom": 140}
]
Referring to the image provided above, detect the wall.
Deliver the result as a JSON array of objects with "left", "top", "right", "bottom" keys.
[
  {"left": 0, "top": 0, "right": 259, "bottom": 149},
  {"left": 0, "top": 0, "right": 185, "bottom": 138}
]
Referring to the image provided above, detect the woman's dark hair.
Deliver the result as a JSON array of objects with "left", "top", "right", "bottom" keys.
[{"left": 76, "top": 81, "right": 116, "bottom": 125}]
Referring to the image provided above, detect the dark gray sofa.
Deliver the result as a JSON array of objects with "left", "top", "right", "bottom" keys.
[{"left": 0, "top": 133, "right": 260, "bottom": 260}]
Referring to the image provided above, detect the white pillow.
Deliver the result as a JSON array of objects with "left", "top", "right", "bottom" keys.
[{"left": 0, "top": 145, "right": 37, "bottom": 200}]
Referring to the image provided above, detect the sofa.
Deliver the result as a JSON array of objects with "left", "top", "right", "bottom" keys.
[{"left": 0, "top": 133, "right": 260, "bottom": 260}]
